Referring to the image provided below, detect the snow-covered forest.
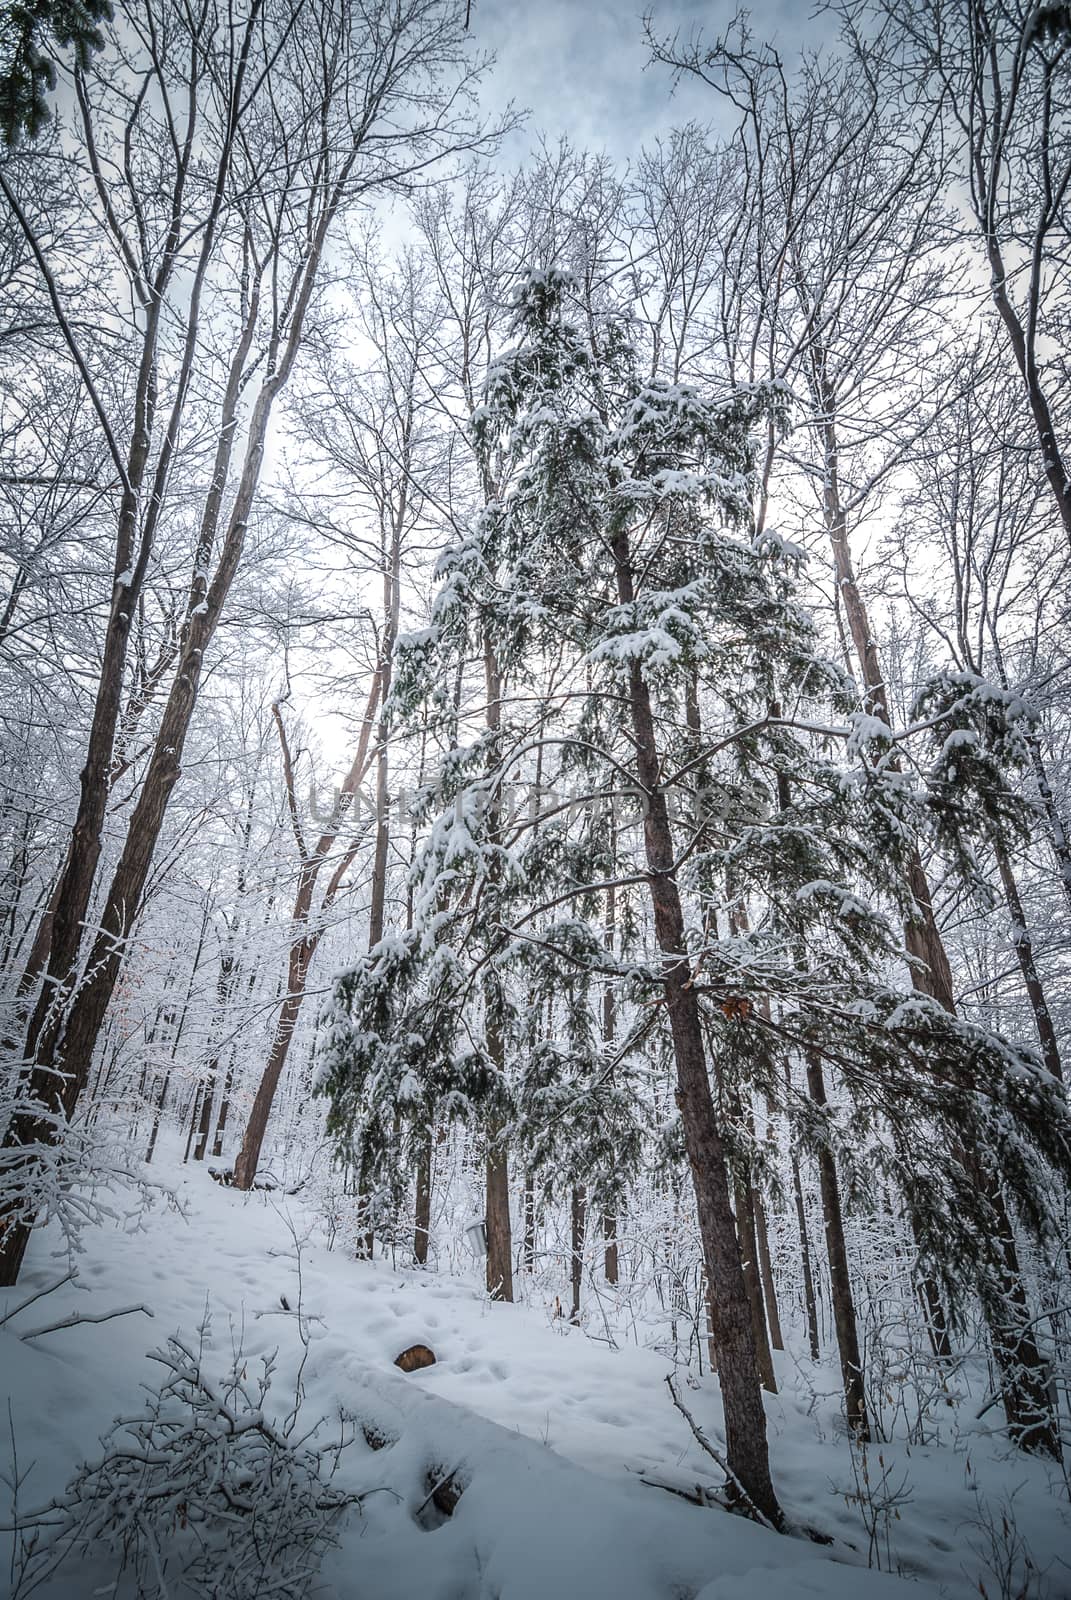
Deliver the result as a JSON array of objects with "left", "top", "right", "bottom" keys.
[{"left": 0, "top": 0, "right": 1069, "bottom": 1595}]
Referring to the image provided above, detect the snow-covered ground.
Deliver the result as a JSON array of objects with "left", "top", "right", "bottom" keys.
[{"left": 1, "top": 1152, "right": 1067, "bottom": 1599}]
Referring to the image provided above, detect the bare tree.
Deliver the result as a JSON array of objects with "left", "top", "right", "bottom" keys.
[
  {"left": 0, "top": 0, "right": 497, "bottom": 1285},
  {"left": 846, "top": 0, "right": 1071, "bottom": 548}
]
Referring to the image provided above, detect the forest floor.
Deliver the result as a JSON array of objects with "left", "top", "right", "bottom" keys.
[{"left": 1, "top": 1150, "right": 1068, "bottom": 1599}]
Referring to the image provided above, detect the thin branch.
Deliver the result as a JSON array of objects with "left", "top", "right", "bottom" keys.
[
  {"left": 19, "top": 1304, "right": 155, "bottom": 1342},
  {"left": 0, "top": 172, "right": 132, "bottom": 496}
]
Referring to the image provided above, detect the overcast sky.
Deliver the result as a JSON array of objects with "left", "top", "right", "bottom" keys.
[{"left": 468, "top": 0, "right": 831, "bottom": 161}]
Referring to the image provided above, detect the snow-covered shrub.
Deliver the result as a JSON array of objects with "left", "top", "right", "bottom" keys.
[
  {"left": 12, "top": 1321, "right": 360, "bottom": 1599},
  {"left": 0, "top": 1069, "right": 180, "bottom": 1273}
]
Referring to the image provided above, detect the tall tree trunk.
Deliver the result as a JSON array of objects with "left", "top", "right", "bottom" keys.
[
  {"left": 603, "top": 1210, "right": 619, "bottom": 1285},
  {"left": 524, "top": 1178, "right": 536, "bottom": 1272},
  {"left": 414, "top": 1127, "right": 432, "bottom": 1266},
  {"left": 753, "top": 1190, "right": 784, "bottom": 1352},
  {"left": 601, "top": 876, "right": 619, "bottom": 1284},
  {"left": 611, "top": 525, "right": 781, "bottom": 1526},
  {"left": 993, "top": 839, "right": 1062, "bottom": 1082},
  {"left": 972, "top": 196, "right": 1071, "bottom": 553},
  {"left": 570, "top": 1184, "right": 586, "bottom": 1324},
  {"left": 234, "top": 957, "right": 309, "bottom": 1192},
  {"left": 211, "top": 1065, "right": 233, "bottom": 1161},
  {"left": 144, "top": 1072, "right": 170, "bottom": 1165},
  {"left": 485, "top": 1121, "right": 513, "bottom": 1302},
  {"left": 481, "top": 637, "right": 514, "bottom": 1303},
  {"left": 789, "top": 1140, "right": 821, "bottom": 1362},
  {"left": 183, "top": 1085, "right": 202, "bottom": 1164},
  {"left": 804, "top": 1048, "right": 870, "bottom": 1438},
  {"left": 232, "top": 679, "right": 381, "bottom": 1192},
  {"left": 735, "top": 1174, "right": 777, "bottom": 1392},
  {"left": 193, "top": 951, "right": 237, "bottom": 1163}
]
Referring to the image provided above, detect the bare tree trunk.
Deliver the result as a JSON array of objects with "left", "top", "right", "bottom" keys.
[
  {"left": 232, "top": 679, "right": 381, "bottom": 1192},
  {"left": 234, "top": 972, "right": 307, "bottom": 1191},
  {"left": 193, "top": 950, "right": 237, "bottom": 1163},
  {"left": 570, "top": 1185, "right": 586, "bottom": 1324},
  {"left": 753, "top": 1191, "right": 784, "bottom": 1352},
  {"left": 971, "top": 178, "right": 1071, "bottom": 552},
  {"left": 603, "top": 1210, "right": 619, "bottom": 1285},
  {"left": 481, "top": 636, "right": 514, "bottom": 1304},
  {"left": 414, "top": 1128, "right": 432, "bottom": 1266},
  {"left": 789, "top": 1141, "right": 821, "bottom": 1361},
  {"left": 211, "top": 1066, "right": 233, "bottom": 1161},
  {"left": 993, "top": 839, "right": 1063, "bottom": 1082},
  {"left": 611, "top": 523, "right": 781, "bottom": 1526},
  {"left": 601, "top": 875, "right": 619, "bottom": 1284},
  {"left": 804, "top": 1048, "right": 870, "bottom": 1438},
  {"left": 144, "top": 1072, "right": 169, "bottom": 1165},
  {"left": 485, "top": 1122, "right": 513, "bottom": 1302},
  {"left": 524, "top": 1179, "right": 536, "bottom": 1272},
  {"left": 735, "top": 1175, "right": 777, "bottom": 1393},
  {"left": 183, "top": 1086, "right": 202, "bottom": 1164}
]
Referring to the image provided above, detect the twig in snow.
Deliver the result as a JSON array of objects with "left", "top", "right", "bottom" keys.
[
  {"left": 416, "top": 1465, "right": 463, "bottom": 1517},
  {"left": 0, "top": 1271, "right": 76, "bottom": 1328},
  {"left": 633, "top": 1467, "right": 715, "bottom": 1507},
  {"left": 19, "top": 1304, "right": 154, "bottom": 1342}
]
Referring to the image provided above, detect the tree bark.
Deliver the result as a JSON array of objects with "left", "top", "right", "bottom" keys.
[
  {"left": 804, "top": 1048, "right": 870, "bottom": 1438},
  {"left": 485, "top": 1122, "right": 514, "bottom": 1302},
  {"left": 524, "top": 1179, "right": 536, "bottom": 1272},
  {"left": 735, "top": 1174, "right": 777, "bottom": 1393},
  {"left": 603, "top": 1210, "right": 619, "bottom": 1285},
  {"left": 994, "top": 838, "right": 1062, "bottom": 1082},
  {"left": 789, "top": 1140, "right": 821, "bottom": 1362},
  {"left": 233, "top": 961, "right": 308, "bottom": 1191},
  {"left": 601, "top": 876, "right": 620, "bottom": 1285},
  {"left": 753, "top": 1189, "right": 784, "bottom": 1352},
  {"left": 570, "top": 1184, "right": 586, "bottom": 1324},
  {"left": 481, "top": 636, "right": 514, "bottom": 1304},
  {"left": 611, "top": 524, "right": 781, "bottom": 1526},
  {"left": 414, "top": 1128, "right": 432, "bottom": 1266}
]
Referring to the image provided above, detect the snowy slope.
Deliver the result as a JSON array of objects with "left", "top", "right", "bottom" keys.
[{"left": 1, "top": 1154, "right": 1066, "bottom": 1599}]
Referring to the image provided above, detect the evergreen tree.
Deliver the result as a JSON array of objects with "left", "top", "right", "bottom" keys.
[
  {"left": 319, "top": 266, "right": 1071, "bottom": 1511},
  {"left": 0, "top": 0, "right": 112, "bottom": 144}
]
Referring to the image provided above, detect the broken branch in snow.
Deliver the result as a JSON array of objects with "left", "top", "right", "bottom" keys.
[
  {"left": 18, "top": 1304, "right": 154, "bottom": 1341},
  {"left": 0, "top": 1270, "right": 76, "bottom": 1327},
  {"left": 633, "top": 1468, "right": 717, "bottom": 1508},
  {"left": 665, "top": 1372, "right": 780, "bottom": 1532},
  {"left": 417, "top": 1463, "right": 464, "bottom": 1517}
]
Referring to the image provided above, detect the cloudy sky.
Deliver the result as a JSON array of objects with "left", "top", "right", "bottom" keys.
[{"left": 468, "top": 0, "right": 832, "bottom": 159}]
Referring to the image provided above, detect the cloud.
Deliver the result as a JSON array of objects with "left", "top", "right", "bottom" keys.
[{"left": 470, "top": 0, "right": 830, "bottom": 159}]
